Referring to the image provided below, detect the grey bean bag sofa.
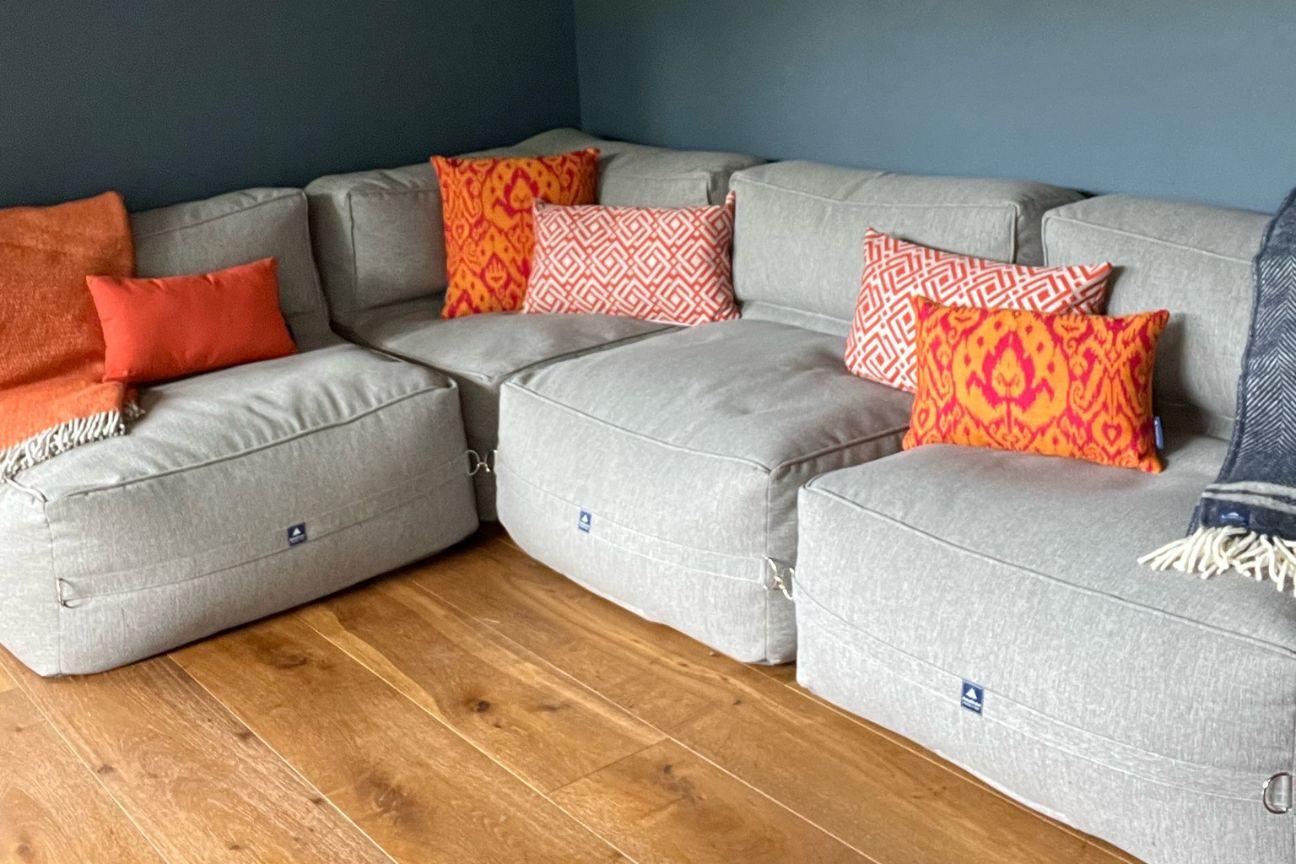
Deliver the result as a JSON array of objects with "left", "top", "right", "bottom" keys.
[{"left": 793, "top": 195, "right": 1293, "bottom": 864}]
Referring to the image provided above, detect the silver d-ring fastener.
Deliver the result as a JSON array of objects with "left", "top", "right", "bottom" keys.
[
  {"left": 467, "top": 450, "right": 495, "bottom": 477},
  {"left": 1263, "top": 772, "right": 1292, "bottom": 814},
  {"left": 764, "top": 558, "right": 795, "bottom": 601}
]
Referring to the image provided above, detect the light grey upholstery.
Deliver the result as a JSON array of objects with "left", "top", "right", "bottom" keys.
[
  {"left": 496, "top": 320, "right": 912, "bottom": 662},
  {"left": 730, "top": 161, "right": 1085, "bottom": 334},
  {"left": 795, "top": 196, "right": 1284, "bottom": 864},
  {"left": 131, "top": 188, "right": 334, "bottom": 349},
  {"left": 0, "top": 346, "right": 477, "bottom": 675},
  {"left": 307, "top": 129, "right": 761, "bottom": 519},
  {"left": 1043, "top": 195, "right": 1269, "bottom": 439},
  {"left": 795, "top": 439, "right": 1293, "bottom": 864},
  {"left": 306, "top": 128, "right": 763, "bottom": 325},
  {"left": 350, "top": 297, "right": 671, "bottom": 517}
]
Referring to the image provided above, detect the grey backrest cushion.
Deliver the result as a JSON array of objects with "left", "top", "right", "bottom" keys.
[
  {"left": 131, "top": 188, "right": 332, "bottom": 349},
  {"left": 305, "top": 128, "right": 763, "bottom": 326},
  {"left": 1043, "top": 195, "right": 1268, "bottom": 439},
  {"left": 730, "top": 161, "right": 1084, "bottom": 334}
]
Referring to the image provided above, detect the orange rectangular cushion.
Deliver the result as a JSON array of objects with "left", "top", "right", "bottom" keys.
[
  {"left": 87, "top": 257, "right": 296, "bottom": 383},
  {"left": 432, "top": 148, "right": 599, "bottom": 318},
  {"left": 904, "top": 296, "right": 1170, "bottom": 472}
]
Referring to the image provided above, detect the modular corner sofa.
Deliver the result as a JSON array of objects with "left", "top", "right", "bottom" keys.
[
  {"left": 1, "top": 125, "right": 1290, "bottom": 864},
  {"left": 0, "top": 188, "right": 478, "bottom": 675}
]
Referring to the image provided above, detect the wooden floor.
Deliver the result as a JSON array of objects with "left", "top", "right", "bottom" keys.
[{"left": 0, "top": 526, "right": 1140, "bottom": 864}]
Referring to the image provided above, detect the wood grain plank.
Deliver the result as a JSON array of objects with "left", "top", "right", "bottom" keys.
[
  {"left": 0, "top": 687, "right": 163, "bottom": 864},
  {"left": 0, "top": 650, "right": 390, "bottom": 864},
  {"left": 412, "top": 535, "right": 1132, "bottom": 864},
  {"left": 298, "top": 578, "right": 662, "bottom": 792},
  {"left": 551, "top": 740, "right": 865, "bottom": 864},
  {"left": 173, "top": 613, "right": 625, "bottom": 863}
]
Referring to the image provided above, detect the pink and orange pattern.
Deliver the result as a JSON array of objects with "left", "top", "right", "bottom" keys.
[
  {"left": 433, "top": 149, "right": 599, "bottom": 318},
  {"left": 903, "top": 297, "right": 1169, "bottom": 472}
]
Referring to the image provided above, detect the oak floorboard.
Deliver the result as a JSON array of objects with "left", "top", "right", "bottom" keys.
[
  {"left": 0, "top": 651, "right": 390, "bottom": 864},
  {"left": 551, "top": 740, "right": 866, "bottom": 864},
  {"left": 0, "top": 687, "right": 163, "bottom": 864},
  {"left": 172, "top": 613, "right": 626, "bottom": 864},
  {"left": 298, "top": 577, "right": 663, "bottom": 792},
  {"left": 411, "top": 534, "right": 1130, "bottom": 864}
]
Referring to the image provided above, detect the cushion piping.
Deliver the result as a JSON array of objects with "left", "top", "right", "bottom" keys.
[
  {"left": 39, "top": 378, "right": 456, "bottom": 502},
  {"left": 802, "top": 482, "right": 1296, "bottom": 658}
]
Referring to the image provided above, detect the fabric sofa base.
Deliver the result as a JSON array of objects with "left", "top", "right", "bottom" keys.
[
  {"left": 1, "top": 384, "right": 478, "bottom": 677},
  {"left": 796, "top": 595, "right": 1289, "bottom": 863},
  {"left": 496, "top": 458, "right": 795, "bottom": 665}
]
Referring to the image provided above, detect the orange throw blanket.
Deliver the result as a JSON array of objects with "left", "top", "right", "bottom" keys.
[{"left": 0, "top": 192, "right": 136, "bottom": 480}]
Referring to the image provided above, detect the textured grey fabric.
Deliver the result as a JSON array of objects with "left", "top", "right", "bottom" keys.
[
  {"left": 306, "top": 128, "right": 762, "bottom": 325},
  {"left": 730, "top": 161, "right": 1084, "bottom": 333},
  {"left": 131, "top": 188, "right": 334, "bottom": 349},
  {"left": 496, "top": 319, "right": 913, "bottom": 662},
  {"left": 0, "top": 345, "right": 477, "bottom": 675},
  {"left": 346, "top": 298, "right": 672, "bottom": 518},
  {"left": 795, "top": 439, "right": 1295, "bottom": 864},
  {"left": 1043, "top": 195, "right": 1269, "bottom": 439}
]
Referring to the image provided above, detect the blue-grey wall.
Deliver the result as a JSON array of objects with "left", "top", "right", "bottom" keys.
[
  {"left": 573, "top": 0, "right": 1296, "bottom": 213},
  {"left": 1, "top": 1, "right": 580, "bottom": 210}
]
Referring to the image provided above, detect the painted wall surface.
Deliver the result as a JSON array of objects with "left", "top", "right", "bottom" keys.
[
  {"left": 573, "top": 0, "right": 1296, "bottom": 212},
  {"left": 1, "top": 1, "right": 580, "bottom": 210}
]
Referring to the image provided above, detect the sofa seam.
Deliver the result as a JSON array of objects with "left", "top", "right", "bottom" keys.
[
  {"left": 132, "top": 190, "right": 301, "bottom": 239},
  {"left": 731, "top": 175, "right": 1024, "bottom": 215},
  {"left": 503, "top": 384, "right": 776, "bottom": 472},
  {"left": 769, "top": 425, "right": 911, "bottom": 476},
  {"left": 57, "top": 463, "right": 463, "bottom": 602},
  {"left": 1041, "top": 213, "right": 1255, "bottom": 264},
  {"left": 42, "top": 383, "right": 452, "bottom": 503},
  {"left": 495, "top": 460, "right": 761, "bottom": 577},
  {"left": 486, "top": 324, "right": 677, "bottom": 387},
  {"left": 803, "top": 484, "right": 1296, "bottom": 659},
  {"left": 795, "top": 585, "right": 1268, "bottom": 801}
]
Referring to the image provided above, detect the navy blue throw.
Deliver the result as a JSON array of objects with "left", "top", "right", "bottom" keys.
[{"left": 1143, "top": 187, "right": 1296, "bottom": 593}]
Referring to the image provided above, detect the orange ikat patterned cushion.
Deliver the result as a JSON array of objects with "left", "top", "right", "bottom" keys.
[
  {"left": 432, "top": 149, "right": 599, "bottom": 318},
  {"left": 903, "top": 297, "right": 1170, "bottom": 472}
]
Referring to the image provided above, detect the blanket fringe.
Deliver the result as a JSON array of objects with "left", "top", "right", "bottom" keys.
[
  {"left": 1140, "top": 526, "right": 1296, "bottom": 593},
  {"left": 0, "top": 403, "right": 141, "bottom": 481}
]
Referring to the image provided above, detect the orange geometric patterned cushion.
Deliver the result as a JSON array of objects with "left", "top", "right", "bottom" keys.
[
  {"left": 432, "top": 149, "right": 599, "bottom": 318},
  {"left": 903, "top": 297, "right": 1170, "bottom": 472}
]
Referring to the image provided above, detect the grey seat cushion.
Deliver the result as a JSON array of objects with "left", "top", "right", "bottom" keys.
[
  {"left": 347, "top": 297, "right": 673, "bottom": 517},
  {"left": 0, "top": 345, "right": 477, "bottom": 675},
  {"left": 495, "top": 319, "right": 913, "bottom": 662},
  {"left": 794, "top": 439, "right": 1295, "bottom": 863}
]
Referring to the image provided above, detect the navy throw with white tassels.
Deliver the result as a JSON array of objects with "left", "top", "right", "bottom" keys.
[{"left": 1142, "top": 187, "right": 1296, "bottom": 593}]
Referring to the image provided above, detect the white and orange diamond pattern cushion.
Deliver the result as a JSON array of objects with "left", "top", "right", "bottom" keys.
[
  {"left": 523, "top": 194, "right": 740, "bottom": 325},
  {"left": 845, "top": 229, "right": 1112, "bottom": 392}
]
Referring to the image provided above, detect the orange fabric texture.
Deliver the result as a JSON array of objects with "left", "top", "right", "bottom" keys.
[
  {"left": 904, "top": 297, "right": 1170, "bottom": 472},
  {"left": 0, "top": 192, "right": 135, "bottom": 476},
  {"left": 432, "top": 148, "right": 599, "bottom": 318},
  {"left": 87, "top": 257, "right": 296, "bottom": 383}
]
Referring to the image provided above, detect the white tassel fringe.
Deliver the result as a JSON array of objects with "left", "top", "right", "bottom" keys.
[
  {"left": 0, "top": 403, "right": 142, "bottom": 481},
  {"left": 1140, "top": 525, "right": 1296, "bottom": 594}
]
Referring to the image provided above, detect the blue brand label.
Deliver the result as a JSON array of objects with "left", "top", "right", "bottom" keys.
[
  {"left": 578, "top": 509, "right": 592, "bottom": 533},
  {"left": 1218, "top": 509, "right": 1248, "bottom": 527},
  {"left": 287, "top": 523, "right": 307, "bottom": 546},
  {"left": 1153, "top": 415, "right": 1164, "bottom": 450},
  {"left": 960, "top": 680, "right": 984, "bottom": 714}
]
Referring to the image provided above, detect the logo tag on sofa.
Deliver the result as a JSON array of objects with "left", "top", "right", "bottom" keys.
[
  {"left": 287, "top": 523, "right": 308, "bottom": 547},
  {"left": 578, "top": 509, "right": 592, "bottom": 534},
  {"left": 960, "top": 680, "right": 984, "bottom": 714}
]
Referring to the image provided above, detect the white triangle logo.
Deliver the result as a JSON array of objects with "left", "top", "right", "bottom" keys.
[{"left": 965, "top": 688, "right": 977, "bottom": 700}]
